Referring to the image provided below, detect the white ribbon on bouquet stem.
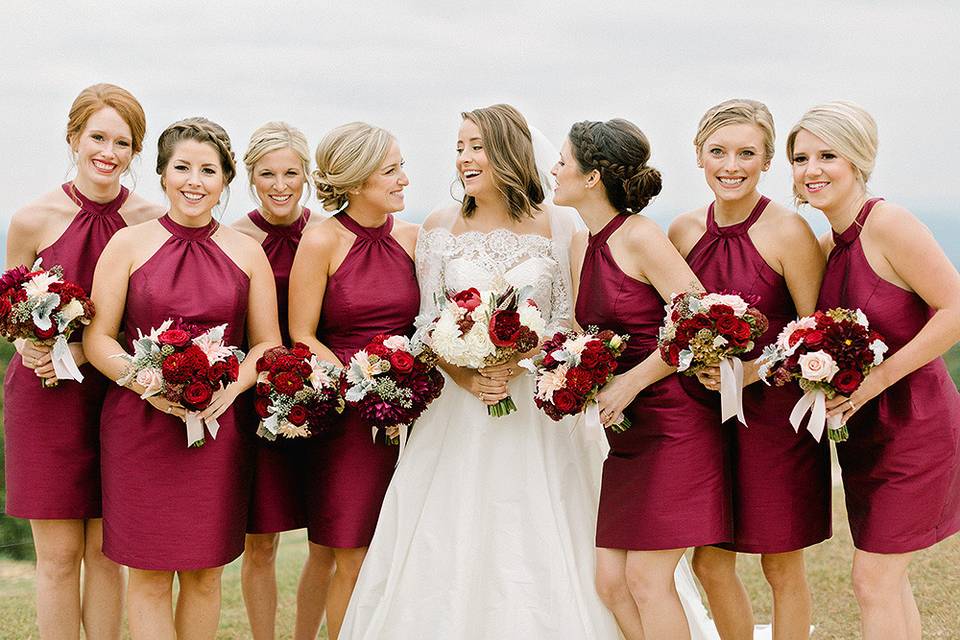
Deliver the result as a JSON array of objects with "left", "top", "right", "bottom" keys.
[
  {"left": 789, "top": 388, "right": 843, "bottom": 442},
  {"left": 51, "top": 335, "right": 84, "bottom": 382},
  {"left": 185, "top": 412, "right": 220, "bottom": 447},
  {"left": 371, "top": 424, "right": 410, "bottom": 466},
  {"left": 582, "top": 401, "right": 605, "bottom": 442},
  {"left": 719, "top": 357, "right": 747, "bottom": 427}
]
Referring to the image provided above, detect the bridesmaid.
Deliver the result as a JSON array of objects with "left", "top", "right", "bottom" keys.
[
  {"left": 3, "top": 83, "right": 162, "bottom": 639},
  {"left": 790, "top": 101, "right": 960, "bottom": 639},
  {"left": 288, "top": 122, "right": 419, "bottom": 640},
  {"left": 554, "top": 118, "right": 729, "bottom": 639},
  {"left": 669, "top": 99, "right": 830, "bottom": 639},
  {"left": 232, "top": 121, "right": 332, "bottom": 640},
  {"left": 84, "top": 117, "right": 280, "bottom": 639}
]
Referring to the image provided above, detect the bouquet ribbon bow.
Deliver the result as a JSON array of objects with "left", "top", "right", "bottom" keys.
[
  {"left": 719, "top": 357, "right": 747, "bottom": 427},
  {"left": 51, "top": 335, "right": 85, "bottom": 382},
  {"left": 185, "top": 413, "right": 221, "bottom": 448},
  {"left": 788, "top": 389, "right": 842, "bottom": 442}
]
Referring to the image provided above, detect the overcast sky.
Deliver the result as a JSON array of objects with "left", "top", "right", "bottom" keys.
[{"left": 2, "top": 1, "right": 958, "bottom": 238}]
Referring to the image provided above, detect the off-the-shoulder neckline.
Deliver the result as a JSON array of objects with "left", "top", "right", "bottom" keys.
[{"left": 420, "top": 226, "right": 553, "bottom": 242}]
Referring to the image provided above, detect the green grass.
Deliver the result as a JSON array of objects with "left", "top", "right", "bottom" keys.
[{"left": 1, "top": 491, "right": 958, "bottom": 638}]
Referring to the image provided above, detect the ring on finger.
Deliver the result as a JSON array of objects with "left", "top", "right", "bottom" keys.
[
  {"left": 478, "top": 392, "right": 485, "bottom": 402},
  {"left": 847, "top": 400, "right": 857, "bottom": 411}
]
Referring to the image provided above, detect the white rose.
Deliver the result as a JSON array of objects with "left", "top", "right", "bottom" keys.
[
  {"left": 518, "top": 301, "right": 546, "bottom": 337},
  {"left": 382, "top": 335, "right": 410, "bottom": 351},
  {"left": 798, "top": 350, "right": 839, "bottom": 382},
  {"left": 701, "top": 293, "right": 749, "bottom": 316}
]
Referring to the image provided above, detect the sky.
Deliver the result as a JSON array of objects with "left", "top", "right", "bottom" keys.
[{"left": 1, "top": 1, "right": 958, "bottom": 242}]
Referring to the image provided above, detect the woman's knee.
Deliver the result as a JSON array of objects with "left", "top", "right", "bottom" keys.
[
  {"left": 595, "top": 567, "right": 631, "bottom": 608},
  {"left": 129, "top": 570, "right": 174, "bottom": 600},
  {"left": 178, "top": 567, "right": 223, "bottom": 598},
  {"left": 244, "top": 534, "right": 280, "bottom": 568},
  {"left": 760, "top": 552, "right": 807, "bottom": 591},
  {"left": 691, "top": 548, "right": 734, "bottom": 588}
]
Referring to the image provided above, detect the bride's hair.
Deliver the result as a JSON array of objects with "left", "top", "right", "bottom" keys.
[
  {"left": 460, "top": 104, "right": 543, "bottom": 222},
  {"left": 567, "top": 119, "right": 661, "bottom": 214}
]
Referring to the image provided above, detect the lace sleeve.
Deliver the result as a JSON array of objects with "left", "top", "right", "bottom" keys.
[
  {"left": 545, "top": 205, "right": 581, "bottom": 334},
  {"left": 413, "top": 226, "right": 446, "bottom": 331}
]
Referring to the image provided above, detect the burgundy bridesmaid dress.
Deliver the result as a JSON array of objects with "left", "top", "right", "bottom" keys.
[
  {"left": 100, "top": 214, "right": 252, "bottom": 570},
  {"left": 4, "top": 183, "right": 127, "bottom": 519},
  {"left": 305, "top": 211, "right": 419, "bottom": 548},
  {"left": 246, "top": 208, "right": 311, "bottom": 535},
  {"left": 576, "top": 213, "right": 732, "bottom": 550},
  {"left": 683, "top": 196, "right": 831, "bottom": 553},
  {"left": 819, "top": 198, "right": 960, "bottom": 553}
]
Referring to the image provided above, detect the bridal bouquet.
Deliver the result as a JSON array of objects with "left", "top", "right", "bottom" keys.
[
  {"left": 343, "top": 334, "right": 444, "bottom": 449},
  {"left": 253, "top": 343, "right": 344, "bottom": 441},
  {"left": 423, "top": 284, "right": 544, "bottom": 417},
  {"left": 658, "top": 291, "right": 768, "bottom": 426},
  {"left": 0, "top": 259, "right": 95, "bottom": 387},
  {"left": 520, "top": 327, "right": 631, "bottom": 437},
  {"left": 115, "top": 320, "right": 245, "bottom": 447},
  {"left": 757, "top": 308, "right": 887, "bottom": 442}
]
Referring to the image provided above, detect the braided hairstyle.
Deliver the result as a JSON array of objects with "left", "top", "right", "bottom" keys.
[
  {"left": 311, "top": 122, "right": 393, "bottom": 212},
  {"left": 156, "top": 117, "right": 237, "bottom": 188},
  {"left": 567, "top": 119, "right": 661, "bottom": 213}
]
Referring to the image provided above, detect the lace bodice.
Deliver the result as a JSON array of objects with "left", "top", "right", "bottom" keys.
[{"left": 414, "top": 226, "right": 572, "bottom": 335}]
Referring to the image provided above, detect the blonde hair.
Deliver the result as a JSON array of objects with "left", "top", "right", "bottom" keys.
[
  {"left": 786, "top": 101, "right": 878, "bottom": 203},
  {"left": 66, "top": 83, "right": 147, "bottom": 154},
  {"left": 694, "top": 98, "right": 776, "bottom": 163},
  {"left": 312, "top": 122, "right": 393, "bottom": 212},
  {"left": 243, "top": 121, "right": 311, "bottom": 203},
  {"left": 460, "top": 104, "right": 543, "bottom": 222}
]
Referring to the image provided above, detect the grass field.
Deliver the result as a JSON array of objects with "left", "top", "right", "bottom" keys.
[{"left": 1, "top": 482, "right": 958, "bottom": 638}]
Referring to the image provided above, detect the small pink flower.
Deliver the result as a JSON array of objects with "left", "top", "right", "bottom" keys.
[
  {"left": 798, "top": 350, "right": 839, "bottom": 382},
  {"left": 136, "top": 367, "right": 164, "bottom": 398}
]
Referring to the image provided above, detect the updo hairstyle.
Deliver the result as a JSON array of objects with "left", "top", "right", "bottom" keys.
[
  {"left": 311, "top": 122, "right": 393, "bottom": 212},
  {"left": 155, "top": 117, "right": 237, "bottom": 188}
]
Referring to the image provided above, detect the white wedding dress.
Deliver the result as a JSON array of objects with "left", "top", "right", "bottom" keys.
[{"left": 339, "top": 207, "right": 720, "bottom": 640}]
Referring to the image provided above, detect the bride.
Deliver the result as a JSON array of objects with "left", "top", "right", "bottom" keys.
[{"left": 339, "top": 104, "right": 718, "bottom": 639}]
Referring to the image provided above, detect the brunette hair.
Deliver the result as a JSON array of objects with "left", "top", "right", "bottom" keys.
[
  {"left": 66, "top": 83, "right": 147, "bottom": 154},
  {"left": 460, "top": 104, "right": 543, "bottom": 222},
  {"left": 155, "top": 117, "right": 237, "bottom": 186},
  {"left": 567, "top": 119, "right": 661, "bottom": 213}
]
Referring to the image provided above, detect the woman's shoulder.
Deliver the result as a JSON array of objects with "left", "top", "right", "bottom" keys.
[
  {"left": 120, "top": 192, "right": 165, "bottom": 225},
  {"left": 229, "top": 211, "right": 264, "bottom": 241},
  {"left": 421, "top": 204, "right": 460, "bottom": 232},
  {"left": 7, "top": 188, "right": 75, "bottom": 235}
]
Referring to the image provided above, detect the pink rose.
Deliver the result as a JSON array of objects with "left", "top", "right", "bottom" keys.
[
  {"left": 798, "top": 350, "right": 839, "bottom": 382},
  {"left": 135, "top": 367, "right": 164, "bottom": 397}
]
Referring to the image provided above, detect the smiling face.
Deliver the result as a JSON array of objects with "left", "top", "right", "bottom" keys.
[
  {"left": 790, "top": 128, "right": 862, "bottom": 211},
  {"left": 351, "top": 139, "right": 407, "bottom": 215},
  {"left": 252, "top": 147, "right": 306, "bottom": 221},
  {"left": 456, "top": 118, "right": 494, "bottom": 198},
  {"left": 71, "top": 106, "right": 134, "bottom": 189},
  {"left": 699, "top": 122, "right": 768, "bottom": 203},
  {"left": 161, "top": 139, "right": 226, "bottom": 223},
  {"left": 551, "top": 138, "right": 591, "bottom": 207}
]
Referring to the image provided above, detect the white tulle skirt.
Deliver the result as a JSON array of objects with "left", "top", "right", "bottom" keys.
[{"left": 340, "top": 373, "right": 719, "bottom": 639}]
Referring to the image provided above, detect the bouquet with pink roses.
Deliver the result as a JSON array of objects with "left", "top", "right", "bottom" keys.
[{"left": 757, "top": 308, "right": 888, "bottom": 441}]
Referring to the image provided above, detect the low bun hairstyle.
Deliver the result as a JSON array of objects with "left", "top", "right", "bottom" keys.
[
  {"left": 568, "top": 119, "right": 662, "bottom": 213},
  {"left": 156, "top": 117, "right": 237, "bottom": 185},
  {"left": 312, "top": 122, "right": 393, "bottom": 212}
]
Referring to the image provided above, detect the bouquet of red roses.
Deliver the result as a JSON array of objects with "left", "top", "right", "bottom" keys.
[
  {"left": 520, "top": 327, "right": 631, "bottom": 437},
  {"left": 0, "top": 259, "right": 95, "bottom": 387},
  {"left": 115, "top": 320, "right": 245, "bottom": 447},
  {"left": 253, "top": 343, "right": 344, "bottom": 441},
  {"left": 757, "top": 308, "right": 887, "bottom": 442},
  {"left": 423, "top": 283, "right": 544, "bottom": 417},
  {"left": 343, "top": 334, "right": 444, "bottom": 449},
  {"left": 658, "top": 291, "right": 768, "bottom": 425}
]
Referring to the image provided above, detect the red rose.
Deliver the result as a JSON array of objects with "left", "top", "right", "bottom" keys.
[
  {"left": 255, "top": 355, "right": 272, "bottom": 373},
  {"left": 34, "top": 325, "right": 57, "bottom": 340},
  {"left": 788, "top": 328, "right": 810, "bottom": 347},
  {"left": 662, "top": 343, "right": 681, "bottom": 366},
  {"left": 832, "top": 369, "right": 864, "bottom": 395},
  {"left": 272, "top": 371, "right": 304, "bottom": 395},
  {"left": 366, "top": 343, "right": 389, "bottom": 357},
  {"left": 291, "top": 343, "right": 312, "bottom": 359},
  {"left": 489, "top": 310, "right": 521, "bottom": 347},
  {"left": 183, "top": 381, "right": 213, "bottom": 409},
  {"left": 389, "top": 351, "right": 414, "bottom": 373},
  {"left": 158, "top": 329, "right": 191, "bottom": 347},
  {"left": 803, "top": 330, "right": 825, "bottom": 348},
  {"left": 579, "top": 349, "right": 600, "bottom": 368},
  {"left": 715, "top": 315, "right": 740, "bottom": 337},
  {"left": 552, "top": 388, "right": 579, "bottom": 414},
  {"left": 708, "top": 304, "right": 734, "bottom": 319},
  {"left": 452, "top": 287, "right": 483, "bottom": 312},
  {"left": 208, "top": 361, "right": 228, "bottom": 382},
  {"left": 592, "top": 366, "right": 612, "bottom": 385},
  {"left": 730, "top": 318, "right": 752, "bottom": 341},
  {"left": 370, "top": 334, "right": 388, "bottom": 345},
  {"left": 254, "top": 396, "right": 272, "bottom": 418},
  {"left": 256, "top": 381, "right": 271, "bottom": 396},
  {"left": 287, "top": 404, "right": 309, "bottom": 426},
  {"left": 227, "top": 355, "right": 240, "bottom": 380}
]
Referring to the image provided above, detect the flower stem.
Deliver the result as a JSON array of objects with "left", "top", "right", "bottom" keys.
[
  {"left": 609, "top": 415, "right": 632, "bottom": 433},
  {"left": 487, "top": 395, "right": 517, "bottom": 418},
  {"left": 828, "top": 424, "right": 849, "bottom": 442}
]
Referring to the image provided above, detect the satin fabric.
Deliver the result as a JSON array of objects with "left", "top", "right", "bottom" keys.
[
  {"left": 305, "top": 211, "right": 419, "bottom": 547},
  {"left": 576, "top": 213, "right": 732, "bottom": 549},
  {"left": 245, "top": 208, "right": 311, "bottom": 534},
  {"left": 100, "top": 214, "right": 252, "bottom": 570},
  {"left": 819, "top": 198, "right": 960, "bottom": 553},
  {"left": 4, "top": 183, "right": 127, "bottom": 518},
  {"left": 684, "top": 197, "right": 831, "bottom": 553}
]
